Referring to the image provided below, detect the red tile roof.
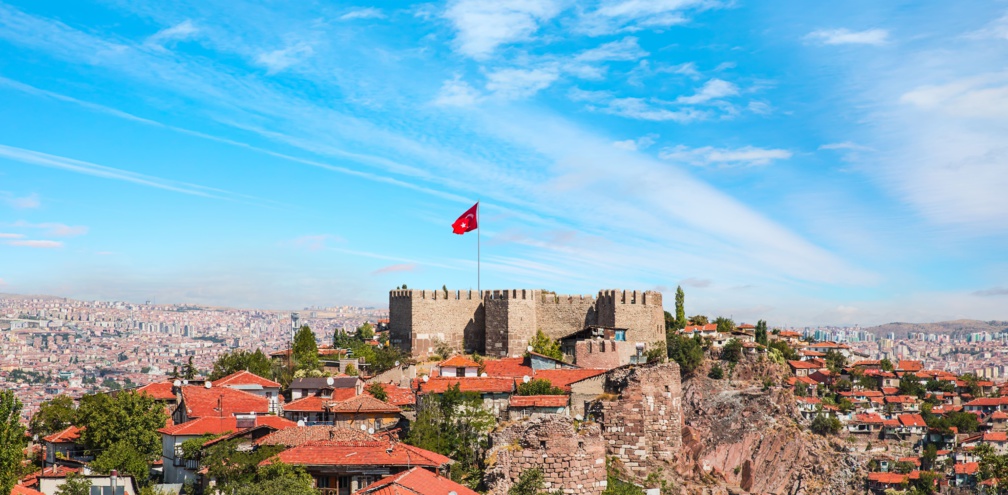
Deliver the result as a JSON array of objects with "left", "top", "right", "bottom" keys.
[
  {"left": 439, "top": 356, "right": 480, "bottom": 368},
  {"left": 257, "top": 425, "right": 375, "bottom": 446},
  {"left": 367, "top": 384, "right": 415, "bottom": 407},
  {"left": 42, "top": 425, "right": 82, "bottom": 444},
  {"left": 355, "top": 467, "right": 478, "bottom": 495},
  {"left": 418, "top": 377, "right": 514, "bottom": 394},
  {"left": 955, "top": 462, "right": 979, "bottom": 475},
  {"left": 159, "top": 415, "right": 297, "bottom": 436},
  {"left": 327, "top": 394, "right": 401, "bottom": 414},
  {"left": 282, "top": 395, "right": 329, "bottom": 413},
  {"left": 854, "top": 413, "right": 884, "bottom": 424},
  {"left": 897, "top": 414, "right": 927, "bottom": 428},
  {"left": 179, "top": 385, "right": 269, "bottom": 418},
  {"left": 213, "top": 370, "right": 281, "bottom": 389},
  {"left": 12, "top": 485, "right": 46, "bottom": 495},
  {"left": 509, "top": 395, "right": 569, "bottom": 408},
  {"left": 896, "top": 360, "right": 924, "bottom": 372},
  {"left": 683, "top": 324, "right": 717, "bottom": 332},
  {"left": 885, "top": 395, "right": 919, "bottom": 404},
  {"left": 136, "top": 381, "right": 176, "bottom": 401},
  {"left": 867, "top": 472, "right": 908, "bottom": 484},
  {"left": 788, "top": 360, "right": 821, "bottom": 370},
  {"left": 533, "top": 369, "right": 606, "bottom": 392},
  {"left": 481, "top": 357, "right": 533, "bottom": 379},
  {"left": 263, "top": 440, "right": 451, "bottom": 469}
]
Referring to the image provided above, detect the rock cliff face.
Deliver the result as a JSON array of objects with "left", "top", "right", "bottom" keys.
[{"left": 671, "top": 359, "right": 865, "bottom": 495}]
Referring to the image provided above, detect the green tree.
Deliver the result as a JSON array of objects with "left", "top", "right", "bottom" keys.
[
  {"left": 344, "top": 363, "right": 358, "bottom": 376},
  {"left": 834, "top": 378, "right": 853, "bottom": 392},
  {"left": 663, "top": 311, "right": 676, "bottom": 332},
  {"left": 810, "top": 413, "right": 842, "bottom": 435},
  {"left": 708, "top": 364, "right": 724, "bottom": 380},
  {"left": 0, "top": 390, "right": 28, "bottom": 495},
  {"left": 824, "top": 350, "right": 847, "bottom": 374},
  {"left": 30, "top": 394, "right": 76, "bottom": 437},
  {"left": 517, "top": 378, "right": 564, "bottom": 396},
  {"left": 720, "top": 339, "right": 742, "bottom": 363},
  {"left": 666, "top": 332, "right": 704, "bottom": 375},
  {"left": 510, "top": 468, "right": 546, "bottom": 495},
  {"left": 182, "top": 356, "right": 197, "bottom": 380},
  {"left": 755, "top": 320, "right": 768, "bottom": 346},
  {"left": 90, "top": 441, "right": 150, "bottom": 486},
  {"left": 55, "top": 472, "right": 92, "bottom": 495},
  {"left": 880, "top": 358, "right": 894, "bottom": 372},
  {"left": 529, "top": 329, "right": 563, "bottom": 361},
  {"left": 367, "top": 382, "right": 388, "bottom": 402},
  {"left": 292, "top": 325, "right": 320, "bottom": 371},
  {"left": 208, "top": 349, "right": 273, "bottom": 381},
  {"left": 77, "top": 390, "right": 166, "bottom": 463},
  {"left": 200, "top": 438, "right": 286, "bottom": 491},
  {"left": 688, "top": 315, "right": 709, "bottom": 326},
  {"left": 768, "top": 340, "right": 799, "bottom": 361},
  {"left": 714, "top": 317, "right": 735, "bottom": 333},
  {"left": 922, "top": 444, "right": 938, "bottom": 470},
  {"left": 898, "top": 374, "right": 925, "bottom": 398},
  {"left": 233, "top": 463, "right": 316, "bottom": 495},
  {"left": 356, "top": 322, "right": 375, "bottom": 341},
  {"left": 406, "top": 384, "right": 495, "bottom": 489},
  {"left": 674, "top": 286, "right": 686, "bottom": 330}
]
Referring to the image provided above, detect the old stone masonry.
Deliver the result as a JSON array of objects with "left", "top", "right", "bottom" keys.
[{"left": 389, "top": 288, "right": 665, "bottom": 358}]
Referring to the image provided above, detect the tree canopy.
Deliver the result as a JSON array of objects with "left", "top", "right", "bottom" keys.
[
  {"left": 0, "top": 390, "right": 28, "bottom": 495},
  {"left": 714, "top": 316, "right": 735, "bottom": 334},
  {"left": 406, "top": 384, "right": 495, "bottom": 489},
  {"left": 755, "top": 320, "right": 768, "bottom": 347},
  {"left": 30, "top": 394, "right": 76, "bottom": 437},
  {"left": 529, "top": 329, "right": 563, "bottom": 361},
  {"left": 76, "top": 390, "right": 166, "bottom": 463},
  {"left": 720, "top": 339, "right": 742, "bottom": 363},
  {"left": 55, "top": 473, "right": 92, "bottom": 495},
  {"left": 208, "top": 349, "right": 273, "bottom": 381},
  {"left": 516, "top": 378, "right": 564, "bottom": 396},
  {"left": 292, "top": 325, "right": 320, "bottom": 371},
  {"left": 666, "top": 332, "right": 704, "bottom": 375},
  {"left": 674, "top": 286, "right": 686, "bottom": 330}
]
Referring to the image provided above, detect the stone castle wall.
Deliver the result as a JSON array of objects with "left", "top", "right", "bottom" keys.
[
  {"left": 589, "top": 363, "right": 682, "bottom": 480},
  {"left": 485, "top": 416, "right": 607, "bottom": 495},
  {"left": 389, "top": 289, "right": 664, "bottom": 359}
]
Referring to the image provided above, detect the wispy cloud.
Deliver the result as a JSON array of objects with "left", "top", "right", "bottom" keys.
[
  {"left": 612, "top": 133, "right": 658, "bottom": 151},
  {"left": 444, "top": 0, "right": 564, "bottom": 59},
  {"left": 256, "top": 43, "right": 314, "bottom": 74},
  {"left": 577, "top": 0, "right": 719, "bottom": 35},
  {"left": 675, "top": 78, "right": 739, "bottom": 104},
  {"left": 680, "top": 277, "right": 712, "bottom": 288},
  {"left": 819, "top": 141, "right": 874, "bottom": 151},
  {"left": 434, "top": 76, "right": 483, "bottom": 106},
  {"left": 973, "top": 287, "right": 1008, "bottom": 297},
  {"left": 372, "top": 263, "right": 418, "bottom": 275},
  {"left": 575, "top": 36, "right": 649, "bottom": 62},
  {"left": 2, "top": 192, "right": 40, "bottom": 209},
  {"left": 807, "top": 28, "right": 889, "bottom": 46},
  {"left": 145, "top": 20, "right": 198, "bottom": 49},
  {"left": 0, "top": 233, "right": 25, "bottom": 239},
  {"left": 570, "top": 89, "right": 707, "bottom": 122},
  {"left": 12, "top": 221, "right": 88, "bottom": 237},
  {"left": 340, "top": 8, "right": 385, "bottom": 21},
  {"left": 287, "top": 234, "right": 341, "bottom": 252},
  {"left": 0, "top": 144, "right": 251, "bottom": 202},
  {"left": 485, "top": 67, "right": 560, "bottom": 99},
  {"left": 659, "top": 145, "right": 792, "bottom": 167},
  {"left": 6, "top": 239, "right": 63, "bottom": 248}
]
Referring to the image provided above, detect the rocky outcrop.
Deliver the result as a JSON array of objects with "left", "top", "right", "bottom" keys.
[{"left": 672, "top": 359, "right": 866, "bottom": 494}]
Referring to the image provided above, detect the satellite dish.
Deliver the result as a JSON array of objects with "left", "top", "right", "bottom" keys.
[
  {"left": 173, "top": 380, "right": 181, "bottom": 387},
  {"left": 523, "top": 375, "right": 531, "bottom": 383},
  {"left": 205, "top": 381, "right": 212, "bottom": 389},
  {"left": 368, "top": 428, "right": 375, "bottom": 435},
  {"left": 527, "top": 346, "right": 534, "bottom": 353},
  {"left": 360, "top": 424, "right": 367, "bottom": 431},
  {"left": 481, "top": 372, "right": 488, "bottom": 378},
  {"left": 182, "top": 380, "right": 189, "bottom": 385},
  {"left": 575, "top": 414, "right": 583, "bottom": 421},
  {"left": 422, "top": 375, "right": 429, "bottom": 383},
  {"left": 297, "top": 419, "right": 305, "bottom": 427},
  {"left": 326, "top": 377, "right": 335, "bottom": 387},
  {"left": 394, "top": 361, "right": 400, "bottom": 367}
]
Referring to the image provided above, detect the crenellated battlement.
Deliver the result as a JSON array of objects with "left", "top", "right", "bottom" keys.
[{"left": 389, "top": 287, "right": 664, "bottom": 359}]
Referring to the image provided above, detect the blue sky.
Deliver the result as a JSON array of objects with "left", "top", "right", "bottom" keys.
[{"left": 1, "top": 1, "right": 1007, "bottom": 326}]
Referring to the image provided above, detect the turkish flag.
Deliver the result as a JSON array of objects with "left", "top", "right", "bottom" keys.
[{"left": 452, "top": 202, "right": 479, "bottom": 235}]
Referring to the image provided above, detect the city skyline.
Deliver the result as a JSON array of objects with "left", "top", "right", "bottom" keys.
[{"left": 1, "top": 1, "right": 1008, "bottom": 325}]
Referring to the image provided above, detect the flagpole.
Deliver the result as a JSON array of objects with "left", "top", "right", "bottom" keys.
[{"left": 477, "top": 201, "right": 481, "bottom": 295}]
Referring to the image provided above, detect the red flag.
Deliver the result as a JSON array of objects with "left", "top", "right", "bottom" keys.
[{"left": 452, "top": 202, "right": 479, "bottom": 235}]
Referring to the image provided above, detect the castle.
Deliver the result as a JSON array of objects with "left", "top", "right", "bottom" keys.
[{"left": 388, "top": 288, "right": 665, "bottom": 359}]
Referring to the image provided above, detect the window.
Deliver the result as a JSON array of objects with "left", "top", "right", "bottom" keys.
[
  {"left": 615, "top": 330, "right": 626, "bottom": 342},
  {"left": 540, "top": 440, "right": 547, "bottom": 449}
]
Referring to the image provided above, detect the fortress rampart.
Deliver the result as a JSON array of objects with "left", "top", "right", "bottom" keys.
[{"left": 389, "top": 288, "right": 664, "bottom": 359}]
